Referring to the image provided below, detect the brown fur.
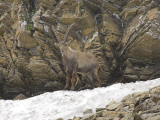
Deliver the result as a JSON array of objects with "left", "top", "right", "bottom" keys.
[{"left": 52, "top": 24, "right": 101, "bottom": 90}]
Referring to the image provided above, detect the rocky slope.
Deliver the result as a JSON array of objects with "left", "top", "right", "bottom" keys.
[
  {"left": 0, "top": 0, "right": 160, "bottom": 99},
  {"left": 70, "top": 86, "right": 160, "bottom": 120}
]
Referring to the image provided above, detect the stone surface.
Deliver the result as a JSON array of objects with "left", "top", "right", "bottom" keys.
[
  {"left": 71, "top": 86, "right": 160, "bottom": 120},
  {"left": 83, "top": 109, "right": 93, "bottom": 115},
  {"left": 56, "top": 118, "right": 63, "bottom": 120},
  {"left": 0, "top": 0, "right": 160, "bottom": 99},
  {"left": 13, "top": 94, "right": 27, "bottom": 100}
]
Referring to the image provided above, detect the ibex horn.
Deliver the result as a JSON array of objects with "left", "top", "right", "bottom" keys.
[
  {"left": 63, "top": 23, "right": 76, "bottom": 42},
  {"left": 52, "top": 25, "right": 62, "bottom": 43}
]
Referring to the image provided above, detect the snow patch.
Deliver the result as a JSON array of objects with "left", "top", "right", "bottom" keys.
[
  {"left": 128, "top": 15, "right": 145, "bottom": 33},
  {"left": 1, "top": 79, "right": 160, "bottom": 120},
  {"left": 146, "top": 29, "right": 153, "bottom": 36},
  {"left": 113, "top": 13, "right": 121, "bottom": 20},
  {"left": 42, "top": 13, "right": 50, "bottom": 18},
  {"left": 20, "top": 21, "right": 27, "bottom": 31},
  {"left": 89, "top": 32, "right": 98, "bottom": 43},
  {"left": 44, "top": 25, "right": 49, "bottom": 32},
  {"left": 139, "top": 15, "right": 143, "bottom": 20}
]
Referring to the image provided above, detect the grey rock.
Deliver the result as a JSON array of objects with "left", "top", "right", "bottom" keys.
[
  {"left": 13, "top": 94, "right": 27, "bottom": 100},
  {"left": 83, "top": 109, "right": 93, "bottom": 115}
]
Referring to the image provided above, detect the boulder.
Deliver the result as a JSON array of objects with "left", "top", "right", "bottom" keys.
[
  {"left": 18, "top": 31, "right": 37, "bottom": 49},
  {"left": 6, "top": 75, "right": 25, "bottom": 88},
  {"left": 27, "top": 57, "right": 58, "bottom": 82}
]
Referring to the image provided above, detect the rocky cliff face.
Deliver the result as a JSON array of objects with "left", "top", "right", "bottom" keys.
[{"left": 0, "top": 0, "right": 160, "bottom": 99}]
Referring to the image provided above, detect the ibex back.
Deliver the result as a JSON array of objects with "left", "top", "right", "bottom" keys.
[{"left": 52, "top": 24, "right": 101, "bottom": 90}]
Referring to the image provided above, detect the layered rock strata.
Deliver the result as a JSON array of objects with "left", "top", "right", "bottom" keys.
[{"left": 0, "top": 0, "right": 160, "bottom": 99}]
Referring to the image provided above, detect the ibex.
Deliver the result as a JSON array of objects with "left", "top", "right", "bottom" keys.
[{"left": 52, "top": 24, "right": 101, "bottom": 90}]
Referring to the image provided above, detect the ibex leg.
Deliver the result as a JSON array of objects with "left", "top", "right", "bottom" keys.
[
  {"left": 86, "top": 74, "right": 95, "bottom": 89},
  {"left": 71, "top": 72, "right": 77, "bottom": 90},
  {"left": 96, "top": 74, "right": 101, "bottom": 87},
  {"left": 92, "top": 68, "right": 101, "bottom": 87},
  {"left": 64, "top": 70, "right": 71, "bottom": 90}
]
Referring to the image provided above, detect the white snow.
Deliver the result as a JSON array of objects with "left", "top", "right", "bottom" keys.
[
  {"left": 113, "top": 13, "right": 121, "bottom": 20},
  {"left": 1, "top": 78, "right": 160, "bottom": 120},
  {"left": 20, "top": 21, "right": 27, "bottom": 31},
  {"left": 44, "top": 25, "right": 49, "bottom": 32},
  {"left": 89, "top": 32, "right": 98, "bottom": 43},
  {"left": 146, "top": 29, "right": 153, "bottom": 36}
]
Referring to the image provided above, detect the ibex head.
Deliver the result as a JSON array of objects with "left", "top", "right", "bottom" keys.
[
  {"left": 52, "top": 23, "right": 76, "bottom": 55},
  {"left": 59, "top": 40, "right": 71, "bottom": 55}
]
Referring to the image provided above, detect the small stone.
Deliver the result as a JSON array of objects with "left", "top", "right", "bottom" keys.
[
  {"left": 56, "top": 118, "right": 63, "bottom": 120},
  {"left": 45, "top": 81, "right": 64, "bottom": 89},
  {"left": 13, "top": 94, "right": 27, "bottom": 100},
  {"left": 125, "top": 59, "right": 132, "bottom": 67},
  {"left": 142, "top": 68, "right": 153, "bottom": 75},
  {"left": 96, "top": 108, "right": 106, "bottom": 112},
  {"left": 139, "top": 75, "right": 149, "bottom": 80},
  {"left": 106, "top": 101, "right": 121, "bottom": 111},
  {"left": 124, "top": 75, "right": 138, "bottom": 81},
  {"left": 150, "top": 86, "right": 160, "bottom": 94},
  {"left": 83, "top": 109, "right": 93, "bottom": 115},
  {"left": 82, "top": 113, "right": 96, "bottom": 120},
  {"left": 124, "top": 67, "right": 137, "bottom": 75},
  {"left": 72, "top": 116, "right": 80, "bottom": 120}
]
